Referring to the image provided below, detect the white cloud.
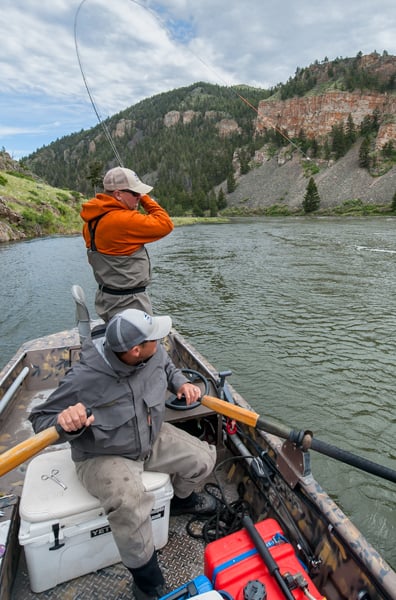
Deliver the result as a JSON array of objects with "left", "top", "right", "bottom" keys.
[{"left": 1, "top": 0, "right": 395, "bottom": 158}]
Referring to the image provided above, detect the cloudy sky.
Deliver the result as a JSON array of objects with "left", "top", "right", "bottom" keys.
[{"left": 2, "top": 0, "right": 395, "bottom": 160}]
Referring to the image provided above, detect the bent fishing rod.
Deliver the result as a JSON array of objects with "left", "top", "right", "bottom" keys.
[{"left": 73, "top": 0, "right": 310, "bottom": 164}]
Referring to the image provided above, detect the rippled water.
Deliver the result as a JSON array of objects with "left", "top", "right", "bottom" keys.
[{"left": 0, "top": 217, "right": 395, "bottom": 567}]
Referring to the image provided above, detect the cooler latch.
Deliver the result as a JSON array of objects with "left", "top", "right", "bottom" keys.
[{"left": 49, "top": 522, "right": 65, "bottom": 551}]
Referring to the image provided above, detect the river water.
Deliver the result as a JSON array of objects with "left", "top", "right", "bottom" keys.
[{"left": 0, "top": 217, "right": 395, "bottom": 568}]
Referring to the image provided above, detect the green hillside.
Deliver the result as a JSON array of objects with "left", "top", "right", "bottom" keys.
[
  {"left": 0, "top": 51, "right": 394, "bottom": 241},
  {"left": 0, "top": 168, "right": 84, "bottom": 240},
  {"left": 22, "top": 53, "right": 396, "bottom": 218},
  {"left": 24, "top": 82, "right": 269, "bottom": 211}
]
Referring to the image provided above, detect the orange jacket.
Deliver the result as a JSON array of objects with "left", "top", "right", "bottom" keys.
[{"left": 80, "top": 193, "right": 174, "bottom": 255}]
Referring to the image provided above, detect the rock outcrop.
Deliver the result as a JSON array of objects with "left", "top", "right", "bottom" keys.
[
  {"left": 0, "top": 196, "right": 25, "bottom": 241},
  {"left": 163, "top": 110, "right": 241, "bottom": 137},
  {"left": 256, "top": 91, "right": 396, "bottom": 149}
]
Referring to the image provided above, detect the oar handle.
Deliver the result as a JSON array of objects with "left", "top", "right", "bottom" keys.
[
  {"left": 0, "top": 408, "right": 93, "bottom": 478},
  {"left": 0, "top": 426, "right": 60, "bottom": 477},
  {"left": 201, "top": 395, "right": 298, "bottom": 440},
  {"left": 201, "top": 394, "right": 396, "bottom": 483},
  {"left": 201, "top": 395, "right": 260, "bottom": 427}
]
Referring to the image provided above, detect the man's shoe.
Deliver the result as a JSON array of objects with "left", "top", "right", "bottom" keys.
[
  {"left": 132, "top": 582, "right": 166, "bottom": 600},
  {"left": 170, "top": 491, "right": 217, "bottom": 516},
  {"left": 129, "top": 551, "right": 165, "bottom": 600}
]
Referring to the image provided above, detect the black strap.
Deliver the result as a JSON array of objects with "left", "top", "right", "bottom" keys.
[
  {"left": 88, "top": 214, "right": 107, "bottom": 251},
  {"left": 99, "top": 285, "right": 146, "bottom": 296}
]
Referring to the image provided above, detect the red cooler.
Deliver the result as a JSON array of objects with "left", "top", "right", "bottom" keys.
[{"left": 204, "top": 518, "right": 324, "bottom": 600}]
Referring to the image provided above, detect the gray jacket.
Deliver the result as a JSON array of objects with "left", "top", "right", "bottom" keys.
[{"left": 29, "top": 335, "right": 188, "bottom": 462}]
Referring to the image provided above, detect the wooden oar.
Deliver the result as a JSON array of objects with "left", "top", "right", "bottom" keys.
[
  {"left": 201, "top": 395, "right": 396, "bottom": 484},
  {"left": 0, "top": 426, "right": 61, "bottom": 477},
  {"left": 0, "top": 408, "right": 94, "bottom": 477},
  {"left": 1, "top": 399, "right": 394, "bottom": 484},
  {"left": 201, "top": 395, "right": 295, "bottom": 439}
]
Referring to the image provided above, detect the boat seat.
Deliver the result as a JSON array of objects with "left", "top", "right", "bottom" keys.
[{"left": 71, "top": 284, "right": 92, "bottom": 344}]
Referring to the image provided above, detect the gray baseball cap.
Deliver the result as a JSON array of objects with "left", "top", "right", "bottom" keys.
[{"left": 106, "top": 309, "right": 172, "bottom": 352}]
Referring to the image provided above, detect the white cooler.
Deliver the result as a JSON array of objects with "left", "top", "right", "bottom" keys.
[{"left": 18, "top": 448, "right": 173, "bottom": 593}]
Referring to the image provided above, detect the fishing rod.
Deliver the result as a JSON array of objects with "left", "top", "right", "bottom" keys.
[{"left": 73, "top": 0, "right": 124, "bottom": 166}]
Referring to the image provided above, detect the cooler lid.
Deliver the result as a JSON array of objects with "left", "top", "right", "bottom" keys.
[
  {"left": 20, "top": 448, "right": 101, "bottom": 523},
  {"left": 142, "top": 471, "right": 170, "bottom": 492}
]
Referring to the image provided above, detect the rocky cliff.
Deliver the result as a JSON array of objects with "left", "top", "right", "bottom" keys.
[{"left": 256, "top": 91, "right": 396, "bottom": 149}]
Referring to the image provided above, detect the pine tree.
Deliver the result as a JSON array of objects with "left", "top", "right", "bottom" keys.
[
  {"left": 238, "top": 149, "right": 251, "bottom": 175},
  {"left": 323, "top": 139, "right": 331, "bottom": 160},
  {"left": 303, "top": 177, "right": 320, "bottom": 213},
  {"left": 310, "top": 138, "right": 319, "bottom": 158},
  {"left": 217, "top": 188, "right": 227, "bottom": 210},
  {"left": 86, "top": 160, "right": 104, "bottom": 195},
  {"left": 360, "top": 115, "right": 373, "bottom": 136},
  {"left": 227, "top": 172, "right": 236, "bottom": 193},
  {"left": 359, "top": 137, "right": 371, "bottom": 168},
  {"left": 346, "top": 114, "right": 356, "bottom": 146},
  {"left": 331, "top": 123, "right": 346, "bottom": 159},
  {"left": 391, "top": 191, "right": 396, "bottom": 212},
  {"left": 208, "top": 190, "right": 218, "bottom": 216}
]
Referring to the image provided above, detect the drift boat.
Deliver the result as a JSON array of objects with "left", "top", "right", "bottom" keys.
[{"left": 0, "top": 287, "right": 395, "bottom": 600}]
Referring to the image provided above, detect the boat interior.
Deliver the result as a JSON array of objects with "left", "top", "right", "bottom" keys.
[{"left": 0, "top": 287, "right": 395, "bottom": 600}]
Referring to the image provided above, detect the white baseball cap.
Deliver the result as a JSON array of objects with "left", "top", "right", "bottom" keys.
[{"left": 103, "top": 167, "right": 153, "bottom": 194}]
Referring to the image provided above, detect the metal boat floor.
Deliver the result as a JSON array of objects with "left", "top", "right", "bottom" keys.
[
  {"left": 11, "top": 514, "right": 207, "bottom": 599},
  {"left": 11, "top": 463, "right": 236, "bottom": 600}
]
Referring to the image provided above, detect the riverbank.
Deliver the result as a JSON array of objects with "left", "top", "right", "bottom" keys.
[
  {"left": 1, "top": 158, "right": 395, "bottom": 244},
  {"left": 0, "top": 166, "right": 231, "bottom": 243}
]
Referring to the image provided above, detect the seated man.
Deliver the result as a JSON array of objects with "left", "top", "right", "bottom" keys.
[{"left": 29, "top": 309, "right": 217, "bottom": 600}]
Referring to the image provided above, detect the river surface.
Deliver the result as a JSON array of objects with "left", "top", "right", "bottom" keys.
[{"left": 0, "top": 217, "right": 395, "bottom": 568}]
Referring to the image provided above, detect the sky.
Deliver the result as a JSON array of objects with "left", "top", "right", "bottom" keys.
[{"left": 1, "top": 0, "right": 396, "bottom": 160}]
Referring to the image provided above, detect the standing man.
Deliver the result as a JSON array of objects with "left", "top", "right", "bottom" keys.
[
  {"left": 29, "top": 308, "right": 217, "bottom": 600},
  {"left": 81, "top": 166, "right": 174, "bottom": 321}
]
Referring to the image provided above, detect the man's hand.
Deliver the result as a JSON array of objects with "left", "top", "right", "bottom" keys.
[
  {"left": 177, "top": 382, "right": 201, "bottom": 405},
  {"left": 57, "top": 402, "right": 95, "bottom": 432}
]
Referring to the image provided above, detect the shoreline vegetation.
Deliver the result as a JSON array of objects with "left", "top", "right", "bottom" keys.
[
  {"left": 1, "top": 167, "right": 396, "bottom": 244},
  {"left": 3, "top": 210, "right": 396, "bottom": 245}
]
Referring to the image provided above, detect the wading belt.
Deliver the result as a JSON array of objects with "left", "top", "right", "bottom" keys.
[{"left": 99, "top": 285, "right": 146, "bottom": 296}]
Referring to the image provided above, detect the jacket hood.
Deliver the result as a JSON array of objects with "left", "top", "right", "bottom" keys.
[
  {"left": 80, "top": 194, "right": 124, "bottom": 223},
  {"left": 81, "top": 335, "right": 144, "bottom": 377}
]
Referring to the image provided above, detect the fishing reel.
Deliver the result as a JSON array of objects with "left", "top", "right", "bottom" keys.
[{"left": 165, "top": 369, "right": 209, "bottom": 410}]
